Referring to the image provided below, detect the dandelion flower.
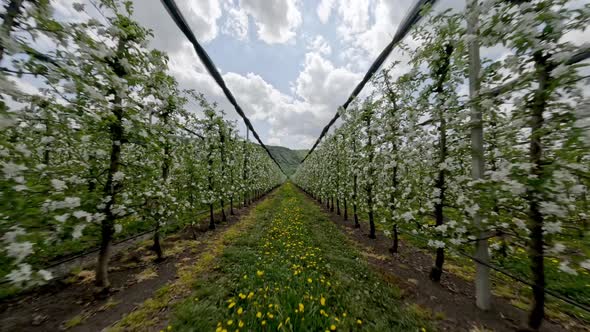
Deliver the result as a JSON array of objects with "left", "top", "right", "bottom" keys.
[
  {"left": 298, "top": 303, "right": 304, "bottom": 312},
  {"left": 320, "top": 296, "right": 326, "bottom": 306}
]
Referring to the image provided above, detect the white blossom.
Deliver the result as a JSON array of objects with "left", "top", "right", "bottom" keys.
[{"left": 6, "top": 241, "right": 34, "bottom": 263}]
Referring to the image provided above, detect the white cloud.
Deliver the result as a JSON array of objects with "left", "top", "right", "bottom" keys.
[
  {"left": 317, "top": 0, "right": 335, "bottom": 24},
  {"left": 222, "top": 3, "right": 249, "bottom": 41},
  {"left": 307, "top": 35, "right": 332, "bottom": 56},
  {"left": 239, "top": 0, "right": 302, "bottom": 44},
  {"left": 294, "top": 52, "right": 361, "bottom": 110},
  {"left": 336, "top": 0, "right": 372, "bottom": 36}
]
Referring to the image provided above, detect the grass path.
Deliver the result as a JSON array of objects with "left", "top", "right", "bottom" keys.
[{"left": 169, "top": 183, "right": 431, "bottom": 331}]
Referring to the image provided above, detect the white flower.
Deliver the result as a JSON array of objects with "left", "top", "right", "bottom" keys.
[
  {"left": 401, "top": 212, "right": 414, "bottom": 222},
  {"left": 465, "top": 204, "right": 480, "bottom": 217},
  {"left": 7, "top": 264, "right": 32, "bottom": 286},
  {"left": 38, "top": 269, "right": 53, "bottom": 281},
  {"left": 543, "top": 221, "right": 562, "bottom": 235},
  {"left": 539, "top": 201, "right": 567, "bottom": 218},
  {"left": 64, "top": 197, "right": 81, "bottom": 209},
  {"left": 13, "top": 185, "right": 28, "bottom": 192},
  {"left": 547, "top": 243, "right": 565, "bottom": 255},
  {"left": 73, "top": 210, "right": 90, "bottom": 219},
  {"left": 558, "top": 261, "right": 578, "bottom": 275},
  {"left": 72, "top": 224, "right": 86, "bottom": 239},
  {"left": 112, "top": 171, "right": 125, "bottom": 182},
  {"left": 51, "top": 179, "right": 67, "bottom": 191},
  {"left": 2, "top": 161, "right": 27, "bottom": 180},
  {"left": 514, "top": 218, "right": 527, "bottom": 230},
  {"left": 15, "top": 144, "right": 31, "bottom": 157},
  {"left": 6, "top": 241, "right": 34, "bottom": 263},
  {"left": 55, "top": 213, "right": 69, "bottom": 223},
  {"left": 428, "top": 240, "right": 445, "bottom": 249},
  {"left": 2, "top": 226, "right": 25, "bottom": 243}
]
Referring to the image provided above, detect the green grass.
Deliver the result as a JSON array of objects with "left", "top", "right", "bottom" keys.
[{"left": 171, "top": 182, "right": 432, "bottom": 331}]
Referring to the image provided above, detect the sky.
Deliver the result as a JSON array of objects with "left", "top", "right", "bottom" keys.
[{"left": 121, "top": 0, "right": 439, "bottom": 149}]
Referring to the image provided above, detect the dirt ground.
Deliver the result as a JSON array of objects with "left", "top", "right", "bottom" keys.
[{"left": 0, "top": 195, "right": 269, "bottom": 332}]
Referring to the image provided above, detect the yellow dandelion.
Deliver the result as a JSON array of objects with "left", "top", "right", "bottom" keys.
[
  {"left": 257, "top": 270, "right": 264, "bottom": 277},
  {"left": 307, "top": 278, "right": 312, "bottom": 283},
  {"left": 228, "top": 302, "right": 236, "bottom": 309},
  {"left": 356, "top": 319, "right": 362, "bottom": 325},
  {"left": 237, "top": 307, "right": 243, "bottom": 315},
  {"left": 247, "top": 292, "right": 254, "bottom": 299},
  {"left": 299, "top": 303, "right": 304, "bottom": 312},
  {"left": 261, "top": 320, "right": 266, "bottom": 326},
  {"left": 239, "top": 293, "right": 246, "bottom": 299},
  {"left": 238, "top": 320, "right": 244, "bottom": 328},
  {"left": 256, "top": 312, "right": 262, "bottom": 318},
  {"left": 227, "top": 320, "right": 233, "bottom": 326},
  {"left": 320, "top": 296, "right": 326, "bottom": 306},
  {"left": 330, "top": 325, "right": 336, "bottom": 331}
]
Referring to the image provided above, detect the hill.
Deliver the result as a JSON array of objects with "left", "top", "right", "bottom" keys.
[{"left": 267, "top": 145, "right": 307, "bottom": 176}]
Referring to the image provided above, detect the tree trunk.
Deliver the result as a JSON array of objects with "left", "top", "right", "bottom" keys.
[
  {"left": 209, "top": 203, "right": 215, "bottom": 229},
  {"left": 366, "top": 110, "right": 376, "bottom": 239},
  {"left": 96, "top": 103, "right": 122, "bottom": 289},
  {"left": 429, "top": 44, "right": 453, "bottom": 283},
  {"left": 153, "top": 222, "right": 164, "bottom": 262},
  {"left": 527, "top": 50, "right": 551, "bottom": 331},
  {"left": 390, "top": 224, "right": 399, "bottom": 254},
  {"left": 343, "top": 198, "right": 348, "bottom": 221},
  {"left": 221, "top": 199, "right": 227, "bottom": 222}
]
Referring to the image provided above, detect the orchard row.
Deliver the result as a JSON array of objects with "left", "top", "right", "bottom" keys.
[
  {"left": 0, "top": 1, "right": 284, "bottom": 289},
  {"left": 294, "top": 1, "right": 590, "bottom": 329}
]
